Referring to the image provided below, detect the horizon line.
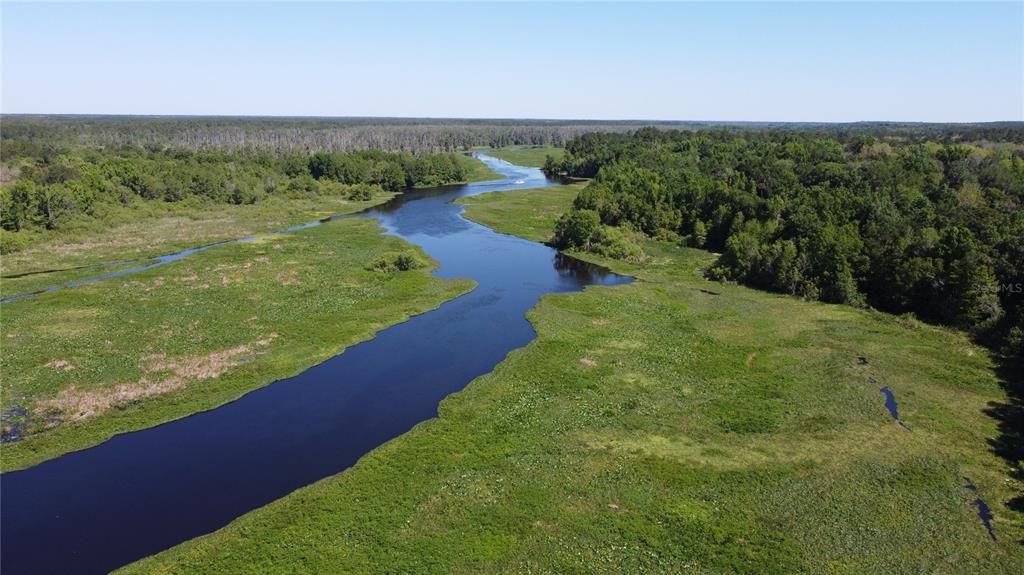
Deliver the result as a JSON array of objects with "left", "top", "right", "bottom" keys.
[{"left": 3, "top": 113, "right": 1022, "bottom": 126}]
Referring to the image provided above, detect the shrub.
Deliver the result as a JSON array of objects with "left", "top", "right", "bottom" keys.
[
  {"left": 0, "top": 229, "right": 32, "bottom": 254},
  {"left": 592, "top": 225, "right": 645, "bottom": 262},
  {"left": 365, "top": 251, "right": 425, "bottom": 273},
  {"left": 346, "top": 184, "right": 376, "bottom": 201},
  {"left": 552, "top": 209, "right": 601, "bottom": 250}
]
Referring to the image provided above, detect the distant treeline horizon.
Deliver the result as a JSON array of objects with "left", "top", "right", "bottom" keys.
[{"left": 3, "top": 115, "right": 1022, "bottom": 154}]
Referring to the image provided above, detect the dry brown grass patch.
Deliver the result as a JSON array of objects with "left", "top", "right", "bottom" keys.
[
  {"left": 277, "top": 269, "right": 301, "bottom": 286},
  {"left": 39, "top": 335, "right": 278, "bottom": 422},
  {"left": 44, "top": 359, "right": 75, "bottom": 372}
]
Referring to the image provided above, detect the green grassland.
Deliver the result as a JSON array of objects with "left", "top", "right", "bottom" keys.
[
  {"left": 454, "top": 183, "right": 584, "bottom": 243},
  {"left": 122, "top": 186, "right": 1022, "bottom": 574},
  {"left": 455, "top": 153, "right": 503, "bottom": 183},
  {"left": 0, "top": 193, "right": 396, "bottom": 297},
  {"left": 486, "top": 146, "right": 565, "bottom": 168},
  {"left": 0, "top": 217, "right": 473, "bottom": 471},
  {"left": 2, "top": 154, "right": 498, "bottom": 297}
]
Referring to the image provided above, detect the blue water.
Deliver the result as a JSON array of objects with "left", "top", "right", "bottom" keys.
[
  {"left": 879, "top": 386, "right": 900, "bottom": 420},
  {"left": 0, "top": 155, "right": 632, "bottom": 574},
  {"left": 873, "top": 379, "right": 993, "bottom": 539},
  {"left": 963, "top": 477, "right": 998, "bottom": 540},
  {"left": 877, "top": 385, "right": 911, "bottom": 431}
]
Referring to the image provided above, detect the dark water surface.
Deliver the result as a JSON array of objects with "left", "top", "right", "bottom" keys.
[
  {"left": 0, "top": 155, "right": 631, "bottom": 574},
  {"left": 878, "top": 384, "right": 911, "bottom": 431},
  {"left": 963, "top": 477, "right": 998, "bottom": 541}
]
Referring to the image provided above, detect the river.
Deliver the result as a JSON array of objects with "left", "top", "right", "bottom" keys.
[{"left": 0, "top": 155, "right": 631, "bottom": 574}]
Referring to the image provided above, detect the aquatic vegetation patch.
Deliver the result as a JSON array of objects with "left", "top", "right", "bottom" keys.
[{"left": 364, "top": 251, "right": 426, "bottom": 273}]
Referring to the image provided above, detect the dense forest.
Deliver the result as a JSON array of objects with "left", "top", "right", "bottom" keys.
[
  {"left": 4, "top": 115, "right": 1023, "bottom": 155},
  {"left": 0, "top": 140, "right": 471, "bottom": 250},
  {"left": 1, "top": 116, "right": 640, "bottom": 154},
  {"left": 546, "top": 128, "right": 1024, "bottom": 358}
]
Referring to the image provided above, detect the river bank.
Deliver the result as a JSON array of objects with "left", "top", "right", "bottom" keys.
[
  {"left": 0, "top": 192, "right": 397, "bottom": 297},
  {"left": 121, "top": 184, "right": 1022, "bottom": 574},
  {"left": 1, "top": 155, "right": 631, "bottom": 574},
  {"left": 1, "top": 216, "right": 473, "bottom": 471}
]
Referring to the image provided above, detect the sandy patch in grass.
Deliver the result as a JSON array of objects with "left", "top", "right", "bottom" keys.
[
  {"left": 277, "top": 269, "right": 301, "bottom": 286},
  {"left": 39, "top": 334, "right": 278, "bottom": 422},
  {"left": 44, "top": 359, "right": 76, "bottom": 372}
]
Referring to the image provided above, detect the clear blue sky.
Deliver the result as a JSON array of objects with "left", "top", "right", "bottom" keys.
[{"left": 2, "top": 2, "right": 1021, "bottom": 122}]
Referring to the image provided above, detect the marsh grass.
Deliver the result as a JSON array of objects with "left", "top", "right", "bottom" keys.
[
  {"left": 454, "top": 184, "right": 583, "bottom": 244},
  {"left": 0, "top": 217, "right": 473, "bottom": 470},
  {"left": 0, "top": 193, "right": 395, "bottom": 296},
  {"left": 486, "top": 146, "right": 566, "bottom": 168},
  {"left": 455, "top": 153, "right": 503, "bottom": 183},
  {"left": 120, "top": 186, "right": 1023, "bottom": 573},
  {"left": 3, "top": 149, "right": 502, "bottom": 296}
]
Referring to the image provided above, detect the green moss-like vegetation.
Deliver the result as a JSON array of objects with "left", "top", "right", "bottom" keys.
[
  {"left": 121, "top": 186, "right": 1022, "bottom": 574},
  {"left": 455, "top": 183, "right": 584, "bottom": 243},
  {"left": 486, "top": 146, "right": 565, "bottom": 168},
  {"left": 0, "top": 218, "right": 474, "bottom": 471}
]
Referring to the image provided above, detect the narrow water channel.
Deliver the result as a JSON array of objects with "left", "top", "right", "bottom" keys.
[{"left": 0, "top": 155, "right": 631, "bottom": 575}]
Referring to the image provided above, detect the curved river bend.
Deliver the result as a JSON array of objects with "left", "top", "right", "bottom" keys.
[{"left": 0, "top": 155, "right": 631, "bottom": 574}]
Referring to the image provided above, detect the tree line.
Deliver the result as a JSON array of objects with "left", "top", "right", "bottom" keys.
[
  {"left": 547, "top": 128, "right": 1024, "bottom": 358},
  {"left": 0, "top": 142, "right": 473, "bottom": 249},
  {"left": 5, "top": 115, "right": 1021, "bottom": 155},
  {"left": 1, "top": 116, "right": 641, "bottom": 155}
]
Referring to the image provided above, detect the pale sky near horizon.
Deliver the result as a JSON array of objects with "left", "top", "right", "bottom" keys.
[{"left": 2, "top": 2, "right": 1022, "bottom": 122}]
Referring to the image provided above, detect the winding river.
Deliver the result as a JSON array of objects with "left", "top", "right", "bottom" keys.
[{"left": 0, "top": 155, "right": 631, "bottom": 574}]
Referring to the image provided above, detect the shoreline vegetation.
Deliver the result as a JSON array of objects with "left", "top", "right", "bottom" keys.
[
  {"left": 0, "top": 193, "right": 396, "bottom": 297},
  {"left": 120, "top": 185, "right": 1022, "bottom": 574},
  {"left": 484, "top": 146, "right": 565, "bottom": 168},
  {"left": 1, "top": 153, "right": 497, "bottom": 299},
  {"left": 0, "top": 146, "right": 506, "bottom": 470},
  {"left": 1, "top": 215, "right": 474, "bottom": 471},
  {"left": 0, "top": 143, "right": 486, "bottom": 261},
  {"left": 542, "top": 129, "right": 1024, "bottom": 361},
  {"left": 453, "top": 152, "right": 502, "bottom": 184}
]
